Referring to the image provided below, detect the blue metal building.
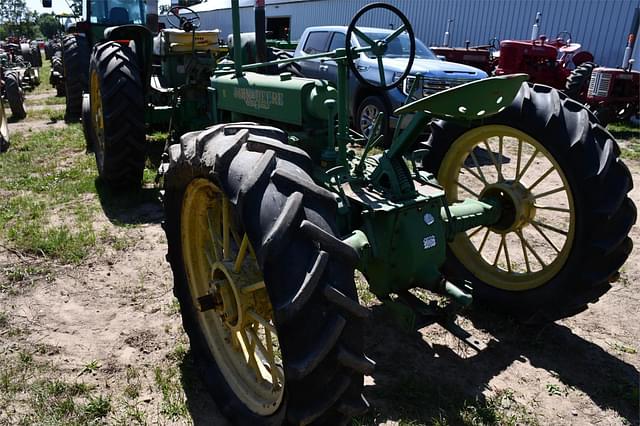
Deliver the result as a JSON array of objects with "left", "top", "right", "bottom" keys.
[{"left": 170, "top": 0, "right": 640, "bottom": 68}]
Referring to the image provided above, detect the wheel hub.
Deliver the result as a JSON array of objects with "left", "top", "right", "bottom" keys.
[{"left": 481, "top": 181, "right": 535, "bottom": 233}]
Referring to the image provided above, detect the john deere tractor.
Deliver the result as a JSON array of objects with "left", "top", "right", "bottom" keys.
[{"left": 155, "top": 1, "right": 636, "bottom": 424}]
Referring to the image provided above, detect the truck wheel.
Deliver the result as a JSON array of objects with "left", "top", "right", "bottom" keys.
[
  {"left": 423, "top": 83, "right": 635, "bottom": 323},
  {"left": 356, "top": 95, "right": 391, "bottom": 146},
  {"left": 89, "top": 41, "right": 145, "bottom": 188},
  {"left": 163, "top": 123, "right": 371, "bottom": 425},
  {"left": 62, "top": 34, "right": 89, "bottom": 122},
  {"left": 564, "top": 61, "right": 595, "bottom": 101},
  {"left": 4, "top": 72, "right": 26, "bottom": 120},
  {"left": 0, "top": 100, "right": 9, "bottom": 152}
]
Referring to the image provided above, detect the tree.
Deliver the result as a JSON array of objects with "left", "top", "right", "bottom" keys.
[
  {"left": 0, "top": 0, "right": 39, "bottom": 39},
  {"left": 37, "top": 13, "right": 63, "bottom": 39}
]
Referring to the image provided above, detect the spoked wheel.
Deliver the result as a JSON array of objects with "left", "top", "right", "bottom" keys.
[
  {"left": 163, "top": 123, "right": 372, "bottom": 425},
  {"left": 424, "top": 83, "right": 636, "bottom": 323}
]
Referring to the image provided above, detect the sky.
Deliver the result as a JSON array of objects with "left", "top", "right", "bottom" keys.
[{"left": 26, "top": 0, "right": 73, "bottom": 15}]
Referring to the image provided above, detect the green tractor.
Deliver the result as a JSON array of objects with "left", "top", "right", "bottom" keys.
[{"left": 158, "top": 1, "right": 636, "bottom": 423}]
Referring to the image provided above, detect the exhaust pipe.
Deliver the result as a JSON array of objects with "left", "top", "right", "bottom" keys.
[
  {"left": 531, "top": 12, "right": 541, "bottom": 40},
  {"left": 443, "top": 19, "right": 453, "bottom": 47},
  {"left": 255, "top": 0, "right": 267, "bottom": 63}
]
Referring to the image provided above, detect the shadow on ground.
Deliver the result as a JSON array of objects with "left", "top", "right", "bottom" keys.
[
  {"left": 95, "top": 140, "right": 165, "bottom": 225},
  {"left": 174, "top": 304, "right": 638, "bottom": 425},
  {"left": 358, "top": 305, "right": 639, "bottom": 424}
]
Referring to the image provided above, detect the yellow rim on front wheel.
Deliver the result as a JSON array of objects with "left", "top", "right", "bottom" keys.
[
  {"left": 180, "top": 178, "right": 284, "bottom": 415},
  {"left": 439, "top": 125, "right": 576, "bottom": 291}
]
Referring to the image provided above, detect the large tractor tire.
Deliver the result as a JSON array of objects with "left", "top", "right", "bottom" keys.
[
  {"left": 564, "top": 61, "right": 595, "bottom": 101},
  {"left": 81, "top": 93, "right": 95, "bottom": 153},
  {"left": 62, "top": 34, "right": 89, "bottom": 122},
  {"left": 51, "top": 54, "right": 65, "bottom": 97},
  {"left": 4, "top": 72, "right": 26, "bottom": 120},
  {"left": 30, "top": 45, "right": 42, "bottom": 68},
  {"left": 89, "top": 41, "right": 145, "bottom": 188},
  {"left": 0, "top": 100, "right": 9, "bottom": 152},
  {"left": 163, "top": 123, "right": 372, "bottom": 425},
  {"left": 422, "top": 83, "right": 635, "bottom": 323}
]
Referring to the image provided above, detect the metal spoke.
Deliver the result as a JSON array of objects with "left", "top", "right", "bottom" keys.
[
  {"left": 248, "top": 310, "right": 276, "bottom": 335},
  {"left": 377, "top": 56, "right": 386, "bottom": 86},
  {"left": 462, "top": 165, "right": 488, "bottom": 186},
  {"left": 530, "top": 221, "right": 561, "bottom": 254},
  {"left": 493, "top": 235, "right": 504, "bottom": 266},
  {"left": 353, "top": 27, "right": 375, "bottom": 47},
  {"left": 527, "top": 164, "right": 556, "bottom": 192},
  {"left": 468, "top": 225, "right": 484, "bottom": 238},
  {"left": 498, "top": 136, "right": 504, "bottom": 180},
  {"left": 242, "top": 280, "right": 266, "bottom": 294},
  {"left": 237, "top": 329, "right": 260, "bottom": 380},
  {"left": 533, "top": 186, "right": 566, "bottom": 199},
  {"left": 247, "top": 327, "right": 277, "bottom": 384},
  {"left": 517, "top": 230, "right": 546, "bottom": 267},
  {"left": 477, "top": 228, "right": 491, "bottom": 254},
  {"left": 455, "top": 180, "right": 480, "bottom": 198},
  {"left": 534, "top": 205, "right": 571, "bottom": 213},
  {"left": 517, "top": 230, "right": 531, "bottom": 273},
  {"left": 384, "top": 24, "right": 406, "bottom": 42},
  {"left": 502, "top": 234, "right": 512, "bottom": 272},
  {"left": 516, "top": 147, "right": 538, "bottom": 182},
  {"left": 234, "top": 233, "right": 250, "bottom": 273},
  {"left": 515, "top": 139, "right": 523, "bottom": 180},
  {"left": 531, "top": 219, "right": 568, "bottom": 237},
  {"left": 469, "top": 150, "right": 489, "bottom": 185},
  {"left": 207, "top": 207, "right": 221, "bottom": 260},
  {"left": 483, "top": 139, "right": 504, "bottom": 181}
]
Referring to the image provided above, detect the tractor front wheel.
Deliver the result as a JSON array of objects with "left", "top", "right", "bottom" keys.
[
  {"left": 564, "top": 61, "right": 595, "bottom": 101},
  {"left": 89, "top": 41, "right": 145, "bottom": 188},
  {"left": 4, "top": 72, "right": 26, "bottom": 120},
  {"left": 423, "top": 83, "right": 635, "bottom": 323},
  {"left": 163, "top": 123, "right": 371, "bottom": 425}
]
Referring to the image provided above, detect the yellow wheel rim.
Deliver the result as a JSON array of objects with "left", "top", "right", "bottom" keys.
[
  {"left": 439, "top": 125, "right": 576, "bottom": 291},
  {"left": 181, "top": 178, "right": 284, "bottom": 415},
  {"left": 90, "top": 69, "right": 105, "bottom": 170}
]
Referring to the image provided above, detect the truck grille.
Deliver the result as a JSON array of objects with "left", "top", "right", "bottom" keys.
[
  {"left": 403, "top": 75, "right": 474, "bottom": 97},
  {"left": 588, "top": 71, "right": 611, "bottom": 97}
]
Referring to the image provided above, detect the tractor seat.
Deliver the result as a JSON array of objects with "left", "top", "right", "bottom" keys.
[{"left": 108, "top": 7, "right": 130, "bottom": 25}]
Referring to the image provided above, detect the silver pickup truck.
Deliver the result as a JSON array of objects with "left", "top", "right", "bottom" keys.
[{"left": 293, "top": 26, "right": 487, "bottom": 141}]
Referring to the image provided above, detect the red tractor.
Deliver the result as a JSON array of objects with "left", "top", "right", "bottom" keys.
[
  {"left": 494, "top": 32, "right": 594, "bottom": 90},
  {"left": 566, "top": 33, "right": 640, "bottom": 126}
]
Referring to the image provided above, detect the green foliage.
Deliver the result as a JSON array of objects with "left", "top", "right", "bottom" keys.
[
  {"left": 37, "top": 13, "right": 64, "bottom": 39},
  {"left": 0, "top": 0, "right": 39, "bottom": 39}
]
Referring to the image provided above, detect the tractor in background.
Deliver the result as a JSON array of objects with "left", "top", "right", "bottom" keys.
[
  {"left": 156, "top": 1, "right": 635, "bottom": 424},
  {"left": 0, "top": 41, "right": 41, "bottom": 120},
  {"left": 566, "top": 33, "right": 640, "bottom": 126}
]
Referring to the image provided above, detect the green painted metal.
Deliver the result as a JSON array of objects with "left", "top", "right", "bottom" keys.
[
  {"left": 211, "top": 73, "right": 336, "bottom": 126},
  {"left": 395, "top": 73, "right": 529, "bottom": 119}
]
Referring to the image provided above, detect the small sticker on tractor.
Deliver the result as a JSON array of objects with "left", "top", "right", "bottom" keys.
[{"left": 423, "top": 235, "right": 436, "bottom": 249}]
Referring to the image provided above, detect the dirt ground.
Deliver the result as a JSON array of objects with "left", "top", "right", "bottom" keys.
[{"left": 0, "top": 85, "right": 638, "bottom": 425}]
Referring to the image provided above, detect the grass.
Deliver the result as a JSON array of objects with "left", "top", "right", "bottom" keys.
[
  {"left": 154, "top": 365, "right": 189, "bottom": 419},
  {"left": 608, "top": 121, "right": 640, "bottom": 160}
]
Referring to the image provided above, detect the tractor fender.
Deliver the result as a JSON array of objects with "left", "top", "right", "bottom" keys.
[{"left": 103, "top": 24, "right": 153, "bottom": 92}]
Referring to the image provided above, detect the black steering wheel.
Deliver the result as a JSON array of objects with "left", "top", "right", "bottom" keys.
[
  {"left": 345, "top": 3, "right": 415, "bottom": 90},
  {"left": 556, "top": 31, "right": 572, "bottom": 44},
  {"left": 167, "top": 6, "right": 201, "bottom": 32}
]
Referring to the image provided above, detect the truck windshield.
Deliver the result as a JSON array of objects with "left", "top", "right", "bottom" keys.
[
  {"left": 89, "top": 0, "right": 146, "bottom": 25},
  {"left": 359, "top": 31, "right": 436, "bottom": 60}
]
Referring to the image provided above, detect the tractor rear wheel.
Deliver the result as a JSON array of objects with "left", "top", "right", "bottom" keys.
[
  {"left": 564, "top": 61, "right": 595, "bottom": 101},
  {"left": 0, "top": 100, "right": 9, "bottom": 152},
  {"left": 423, "top": 83, "right": 635, "bottom": 323},
  {"left": 89, "top": 41, "right": 145, "bottom": 188},
  {"left": 4, "top": 72, "right": 26, "bottom": 120},
  {"left": 51, "top": 55, "right": 65, "bottom": 97},
  {"left": 163, "top": 123, "right": 371, "bottom": 425},
  {"left": 62, "top": 34, "right": 89, "bottom": 122}
]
